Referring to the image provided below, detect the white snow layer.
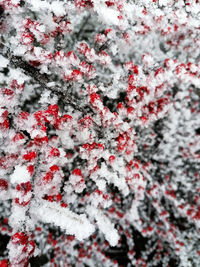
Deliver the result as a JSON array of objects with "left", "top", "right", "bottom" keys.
[{"left": 30, "top": 200, "right": 95, "bottom": 241}]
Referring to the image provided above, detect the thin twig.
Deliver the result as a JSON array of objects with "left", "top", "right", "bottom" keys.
[
  {"left": 0, "top": 43, "right": 84, "bottom": 112},
  {"left": 0, "top": 42, "right": 104, "bottom": 139}
]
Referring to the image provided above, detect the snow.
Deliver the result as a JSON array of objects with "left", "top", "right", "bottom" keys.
[
  {"left": 1, "top": 0, "right": 200, "bottom": 265},
  {"left": 93, "top": 2, "right": 120, "bottom": 26},
  {"left": 10, "top": 165, "right": 31, "bottom": 184},
  {"left": 51, "top": 1, "right": 66, "bottom": 16},
  {"left": 0, "top": 55, "right": 9, "bottom": 68},
  {"left": 30, "top": 200, "right": 95, "bottom": 241},
  {"left": 87, "top": 206, "right": 120, "bottom": 246}
]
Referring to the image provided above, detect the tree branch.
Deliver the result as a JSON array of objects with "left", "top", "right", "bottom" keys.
[
  {"left": 0, "top": 43, "right": 104, "bottom": 139},
  {"left": 0, "top": 43, "right": 86, "bottom": 112}
]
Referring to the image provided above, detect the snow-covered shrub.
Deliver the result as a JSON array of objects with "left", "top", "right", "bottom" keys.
[{"left": 0, "top": 0, "right": 200, "bottom": 266}]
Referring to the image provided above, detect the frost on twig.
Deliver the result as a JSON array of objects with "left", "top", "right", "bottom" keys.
[
  {"left": 0, "top": 0, "right": 200, "bottom": 266},
  {"left": 30, "top": 200, "right": 95, "bottom": 241},
  {"left": 86, "top": 205, "right": 120, "bottom": 247}
]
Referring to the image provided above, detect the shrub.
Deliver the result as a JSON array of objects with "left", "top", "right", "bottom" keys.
[{"left": 0, "top": 1, "right": 200, "bottom": 266}]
